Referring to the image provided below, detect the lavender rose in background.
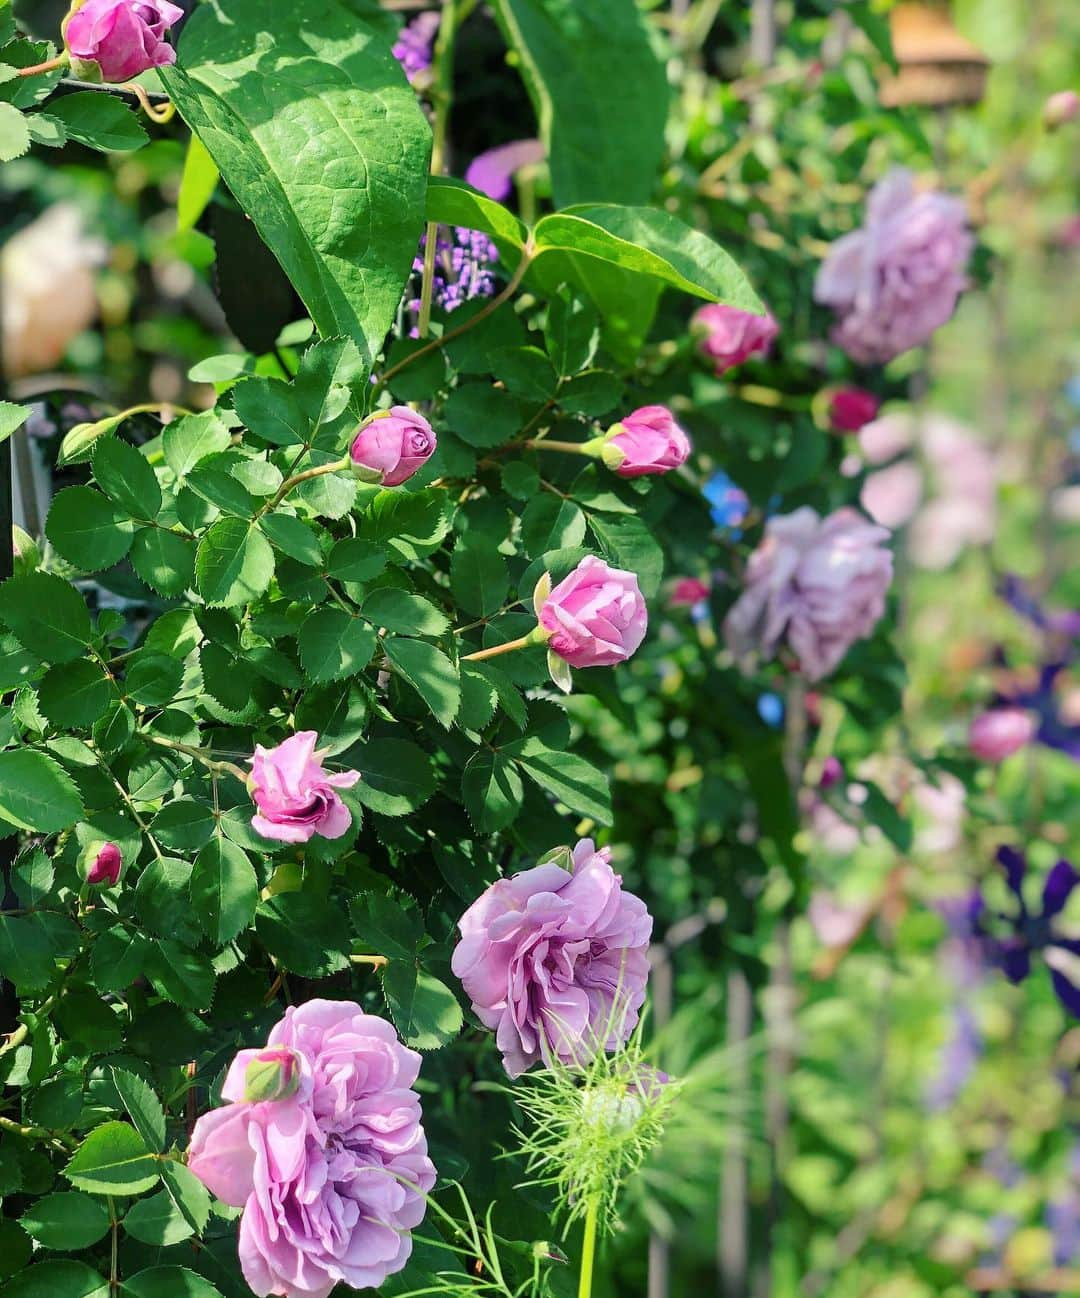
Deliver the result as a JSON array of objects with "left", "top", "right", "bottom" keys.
[
  {"left": 724, "top": 506, "right": 893, "bottom": 681},
  {"left": 350, "top": 407, "right": 436, "bottom": 486},
  {"left": 602, "top": 405, "right": 691, "bottom": 478},
  {"left": 814, "top": 168, "right": 972, "bottom": 364},
  {"left": 451, "top": 839, "right": 653, "bottom": 1076},
  {"left": 249, "top": 731, "right": 360, "bottom": 843},
  {"left": 692, "top": 302, "right": 778, "bottom": 374},
  {"left": 64, "top": 0, "right": 183, "bottom": 82},
  {"left": 538, "top": 556, "right": 648, "bottom": 669},
  {"left": 187, "top": 1000, "right": 436, "bottom": 1298}
]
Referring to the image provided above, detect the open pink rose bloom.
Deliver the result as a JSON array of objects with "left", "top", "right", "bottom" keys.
[
  {"left": 451, "top": 840, "right": 653, "bottom": 1077},
  {"left": 187, "top": 1000, "right": 436, "bottom": 1298},
  {"left": 249, "top": 731, "right": 360, "bottom": 844},
  {"left": 65, "top": 0, "right": 183, "bottom": 82},
  {"left": 539, "top": 556, "right": 648, "bottom": 668}
]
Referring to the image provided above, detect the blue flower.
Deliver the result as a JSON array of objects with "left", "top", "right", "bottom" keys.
[
  {"left": 702, "top": 471, "right": 749, "bottom": 533},
  {"left": 756, "top": 692, "right": 784, "bottom": 728}
]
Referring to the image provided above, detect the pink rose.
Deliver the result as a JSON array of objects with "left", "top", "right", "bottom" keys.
[
  {"left": 691, "top": 303, "right": 778, "bottom": 374},
  {"left": 349, "top": 407, "right": 436, "bottom": 487},
  {"left": 828, "top": 387, "right": 880, "bottom": 433},
  {"left": 669, "top": 577, "right": 710, "bottom": 608},
  {"left": 724, "top": 507, "right": 893, "bottom": 681},
  {"left": 604, "top": 405, "right": 691, "bottom": 478},
  {"left": 539, "top": 556, "right": 648, "bottom": 668},
  {"left": 861, "top": 461, "right": 924, "bottom": 529},
  {"left": 814, "top": 169, "right": 972, "bottom": 364},
  {"left": 249, "top": 731, "right": 360, "bottom": 844},
  {"left": 1044, "top": 90, "right": 1080, "bottom": 130},
  {"left": 187, "top": 1001, "right": 436, "bottom": 1298},
  {"left": 84, "top": 841, "right": 122, "bottom": 886},
  {"left": 64, "top": 0, "right": 183, "bottom": 83},
  {"left": 968, "top": 708, "right": 1035, "bottom": 762},
  {"left": 450, "top": 840, "right": 653, "bottom": 1076}
]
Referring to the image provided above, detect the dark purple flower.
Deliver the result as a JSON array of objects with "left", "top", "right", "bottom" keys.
[
  {"left": 407, "top": 226, "right": 499, "bottom": 330},
  {"left": 999, "top": 574, "right": 1080, "bottom": 638},
  {"left": 976, "top": 848, "right": 1079, "bottom": 1016},
  {"left": 995, "top": 662, "right": 1080, "bottom": 762}
]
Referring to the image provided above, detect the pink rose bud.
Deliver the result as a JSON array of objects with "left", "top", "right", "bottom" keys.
[
  {"left": 828, "top": 387, "right": 880, "bottom": 433},
  {"left": 968, "top": 708, "right": 1035, "bottom": 762},
  {"left": 691, "top": 303, "right": 778, "bottom": 375},
  {"left": 243, "top": 1047, "right": 301, "bottom": 1103},
  {"left": 819, "top": 756, "right": 844, "bottom": 789},
  {"left": 64, "top": 0, "right": 184, "bottom": 84},
  {"left": 538, "top": 555, "right": 648, "bottom": 668},
  {"left": 249, "top": 731, "right": 361, "bottom": 844},
  {"left": 84, "top": 841, "right": 122, "bottom": 887},
  {"left": 669, "top": 577, "right": 710, "bottom": 608},
  {"left": 1043, "top": 90, "right": 1080, "bottom": 130},
  {"left": 602, "top": 405, "right": 691, "bottom": 478},
  {"left": 349, "top": 406, "right": 436, "bottom": 487}
]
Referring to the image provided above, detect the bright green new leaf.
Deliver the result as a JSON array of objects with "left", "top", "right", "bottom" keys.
[{"left": 63, "top": 1122, "right": 159, "bottom": 1196}]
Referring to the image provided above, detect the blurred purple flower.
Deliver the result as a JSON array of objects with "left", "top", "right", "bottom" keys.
[
  {"left": 393, "top": 12, "right": 440, "bottom": 82},
  {"left": 996, "top": 662, "right": 1080, "bottom": 762},
  {"left": 465, "top": 139, "right": 546, "bottom": 201},
  {"left": 976, "top": 848, "right": 1079, "bottom": 1016},
  {"left": 1047, "top": 1144, "right": 1080, "bottom": 1266},
  {"left": 925, "top": 1005, "right": 981, "bottom": 1111},
  {"left": 999, "top": 574, "right": 1080, "bottom": 638}
]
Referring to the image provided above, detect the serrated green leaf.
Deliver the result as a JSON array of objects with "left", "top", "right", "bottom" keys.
[
  {"left": 0, "top": 100, "right": 29, "bottom": 161},
  {"left": 158, "top": 1161, "right": 211, "bottom": 1234},
  {"left": 503, "top": 736, "right": 612, "bottom": 823},
  {"left": 38, "top": 660, "right": 114, "bottom": 729},
  {"left": 0, "top": 749, "right": 83, "bottom": 834},
  {"left": 122, "top": 1190, "right": 194, "bottom": 1247},
  {"left": 0, "top": 400, "right": 31, "bottom": 444},
  {"left": 326, "top": 536, "right": 386, "bottom": 583},
  {"left": 122, "top": 1268, "right": 223, "bottom": 1298},
  {"left": 259, "top": 512, "right": 326, "bottom": 566},
  {"left": 0, "top": 914, "right": 56, "bottom": 989},
  {"left": 146, "top": 940, "right": 215, "bottom": 1011},
  {"left": 298, "top": 606, "right": 377, "bottom": 683},
  {"left": 163, "top": 0, "right": 431, "bottom": 363},
  {"left": 195, "top": 518, "right": 275, "bottom": 607},
  {"left": 152, "top": 800, "right": 216, "bottom": 852},
  {"left": 64, "top": 1122, "right": 159, "bottom": 1195},
  {"left": 109, "top": 1069, "right": 166, "bottom": 1153},
  {"left": 162, "top": 411, "right": 231, "bottom": 479},
  {"left": 19, "top": 1193, "right": 110, "bottom": 1251},
  {"left": 521, "top": 494, "right": 586, "bottom": 554},
  {"left": 381, "top": 964, "right": 463, "bottom": 1051},
  {"left": 462, "top": 749, "right": 524, "bottom": 832},
  {"left": 190, "top": 838, "right": 258, "bottom": 945},
  {"left": 47, "top": 92, "right": 148, "bottom": 151},
  {"left": 0, "top": 1260, "right": 109, "bottom": 1298},
  {"left": 361, "top": 588, "right": 449, "bottom": 636},
  {"left": 349, "top": 738, "right": 435, "bottom": 816},
  {"left": 130, "top": 528, "right": 197, "bottom": 596},
  {"left": 0, "top": 573, "right": 92, "bottom": 664},
  {"left": 255, "top": 893, "right": 350, "bottom": 977},
  {"left": 44, "top": 484, "right": 135, "bottom": 571},
  {"left": 450, "top": 539, "right": 510, "bottom": 617},
  {"left": 91, "top": 436, "right": 162, "bottom": 520},
  {"left": 384, "top": 638, "right": 460, "bottom": 726}
]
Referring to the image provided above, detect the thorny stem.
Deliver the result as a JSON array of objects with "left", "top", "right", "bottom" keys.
[
  {"left": 523, "top": 438, "right": 601, "bottom": 456},
  {"left": 461, "top": 631, "right": 544, "bottom": 662},
  {"left": 350, "top": 954, "right": 389, "bottom": 969},
  {"left": 375, "top": 245, "right": 536, "bottom": 395},
  {"left": 577, "top": 1196, "right": 600, "bottom": 1298},
  {"left": 150, "top": 735, "right": 248, "bottom": 782}
]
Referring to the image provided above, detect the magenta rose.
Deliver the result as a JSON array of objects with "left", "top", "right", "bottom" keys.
[
  {"left": 349, "top": 407, "right": 436, "bottom": 487},
  {"left": 451, "top": 839, "right": 653, "bottom": 1077},
  {"left": 249, "top": 731, "right": 360, "bottom": 844},
  {"left": 669, "top": 577, "right": 710, "bottom": 608},
  {"left": 84, "top": 841, "right": 122, "bottom": 886},
  {"left": 814, "top": 168, "right": 972, "bottom": 364},
  {"left": 968, "top": 708, "right": 1035, "bottom": 762},
  {"left": 64, "top": 0, "right": 183, "bottom": 83},
  {"left": 828, "top": 387, "right": 880, "bottom": 433},
  {"left": 691, "top": 303, "right": 778, "bottom": 375},
  {"left": 724, "top": 506, "right": 893, "bottom": 681},
  {"left": 187, "top": 1000, "right": 436, "bottom": 1298},
  {"left": 604, "top": 405, "right": 691, "bottom": 478},
  {"left": 538, "top": 556, "right": 648, "bottom": 668}
]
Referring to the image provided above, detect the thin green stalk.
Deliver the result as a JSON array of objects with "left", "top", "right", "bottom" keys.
[
  {"left": 417, "top": 0, "right": 458, "bottom": 338},
  {"left": 577, "top": 1196, "right": 600, "bottom": 1298}
]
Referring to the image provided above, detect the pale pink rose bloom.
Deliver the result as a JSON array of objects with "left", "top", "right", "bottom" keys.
[
  {"left": 249, "top": 732, "right": 360, "bottom": 844},
  {"left": 187, "top": 1001, "right": 436, "bottom": 1298},
  {"left": 968, "top": 708, "right": 1035, "bottom": 762},
  {"left": 606, "top": 405, "right": 691, "bottom": 478},
  {"left": 859, "top": 413, "right": 917, "bottom": 465},
  {"left": 808, "top": 892, "right": 870, "bottom": 946},
  {"left": 65, "top": 0, "right": 183, "bottom": 82},
  {"left": 814, "top": 169, "right": 972, "bottom": 364},
  {"left": 2, "top": 206, "right": 105, "bottom": 378},
  {"left": 465, "top": 139, "right": 546, "bottom": 201},
  {"left": 539, "top": 556, "right": 648, "bottom": 668},
  {"left": 691, "top": 303, "right": 778, "bottom": 374},
  {"left": 861, "top": 461, "right": 925, "bottom": 529},
  {"left": 723, "top": 506, "right": 893, "bottom": 681}
]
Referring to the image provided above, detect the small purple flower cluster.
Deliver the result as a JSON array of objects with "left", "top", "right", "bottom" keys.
[{"left": 408, "top": 227, "right": 500, "bottom": 326}]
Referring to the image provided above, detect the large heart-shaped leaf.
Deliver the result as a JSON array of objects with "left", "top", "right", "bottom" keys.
[{"left": 163, "top": 0, "right": 431, "bottom": 363}]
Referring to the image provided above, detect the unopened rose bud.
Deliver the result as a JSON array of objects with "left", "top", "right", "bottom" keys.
[
  {"left": 1043, "top": 90, "right": 1080, "bottom": 130},
  {"left": 349, "top": 407, "right": 436, "bottom": 487},
  {"left": 63, "top": 0, "right": 184, "bottom": 84},
  {"left": 827, "top": 387, "right": 880, "bottom": 433},
  {"left": 601, "top": 406, "right": 691, "bottom": 478},
  {"left": 12, "top": 526, "right": 39, "bottom": 577},
  {"left": 819, "top": 756, "right": 843, "bottom": 789},
  {"left": 243, "top": 1047, "right": 301, "bottom": 1103},
  {"left": 84, "top": 841, "right": 122, "bottom": 887},
  {"left": 968, "top": 708, "right": 1035, "bottom": 762}
]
